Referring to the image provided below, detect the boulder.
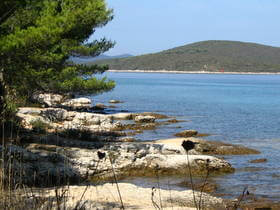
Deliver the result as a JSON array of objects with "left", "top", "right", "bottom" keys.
[
  {"left": 153, "top": 137, "right": 260, "bottom": 155},
  {"left": 129, "top": 154, "right": 234, "bottom": 176},
  {"left": 109, "top": 99, "right": 122, "bottom": 104},
  {"left": 0, "top": 144, "right": 80, "bottom": 186},
  {"left": 40, "top": 108, "right": 69, "bottom": 122},
  {"left": 17, "top": 107, "right": 42, "bottom": 115},
  {"left": 62, "top": 97, "right": 92, "bottom": 109},
  {"left": 160, "top": 143, "right": 198, "bottom": 155},
  {"left": 16, "top": 106, "right": 121, "bottom": 134},
  {"left": 114, "top": 122, "right": 157, "bottom": 132},
  {"left": 72, "top": 112, "right": 101, "bottom": 125},
  {"left": 134, "top": 115, "right": 156, "bottom": 123},
  {"left": 175, "top": 130, "right": 198, "bottom": 137},
  {"left": 134, "top": 112, "right": 169, "bottom": 119},
  {"left": 249, "top": 158, "right": 267, "bottom": 163},
  {"left": 117, "top": 137, "right": 136, "bottom": 142},
  {"left": 31, "top": 93, "right": 64, "bottom": 107},
  {"left": 110, "top": 113, "right": 133, "bottom": 120},
  {"left": 95, "top": 103, "right": 106, "bottom": 109}
]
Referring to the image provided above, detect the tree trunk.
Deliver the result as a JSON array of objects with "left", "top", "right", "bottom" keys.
[{"left": 0, "top": 71, "right": 5, "bottom": 125}]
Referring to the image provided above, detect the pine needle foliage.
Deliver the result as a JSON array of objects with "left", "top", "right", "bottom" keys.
[{"left": 0, "top": 0, "right": 115, "bottom": 98}]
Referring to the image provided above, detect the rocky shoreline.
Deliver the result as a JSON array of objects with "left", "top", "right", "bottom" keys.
[{"left": 6, "top": 93, "right": 267, "bottom": 209}]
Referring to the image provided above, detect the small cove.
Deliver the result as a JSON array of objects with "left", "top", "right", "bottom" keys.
[{"left": 91, "top": 72, "right": 280, "bottom": 200}]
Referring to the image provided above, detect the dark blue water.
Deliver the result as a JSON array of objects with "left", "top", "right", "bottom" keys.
[{"left": 92, "top": 72, "right": 280, "bottom": 200}]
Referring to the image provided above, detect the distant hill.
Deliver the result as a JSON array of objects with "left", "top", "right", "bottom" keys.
[
  {"left": 71, "top": 54, "right": 133, "bottom": 64},
  {"left": 90, "top": 41, "right": 280, "bottom": 73}
]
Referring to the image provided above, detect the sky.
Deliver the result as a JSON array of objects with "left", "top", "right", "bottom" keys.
[{"left": 90, "top": 0, "right": 280, "bottom": 56}]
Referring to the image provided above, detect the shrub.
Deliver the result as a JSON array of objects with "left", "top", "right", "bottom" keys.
[{"left": 30, "top": 119, "right": 52, "bottom": 134}]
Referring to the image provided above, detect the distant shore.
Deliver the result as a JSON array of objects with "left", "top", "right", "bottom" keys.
[{"left": 108, "top": 69, "right": 280, "bottom": 75}]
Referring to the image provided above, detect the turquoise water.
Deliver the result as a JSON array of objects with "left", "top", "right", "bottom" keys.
[{"left": 91, "top": 72, "right": 280, "bottom": 200}]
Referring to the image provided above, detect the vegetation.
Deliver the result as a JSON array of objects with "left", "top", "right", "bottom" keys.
[
  {"left": 0, "top": 0, "right": 115, "bottom": 126},
  {"left": 30, "top": 119, "right": 52, "bottom": 134},
  {"left": 91, "top": 40, "right": 280, "bottom": 73}
]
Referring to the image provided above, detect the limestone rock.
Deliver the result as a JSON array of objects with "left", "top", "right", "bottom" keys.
[
  {"left": 134, "top": 115, "right": 156, "bottom": 123},
  {"left": 160, "top": 143, "right": 197, "bottom": 155},
  {"left": 42, "top": 183, "right": 226, "bottom": 210},
  {"left": 40, "top": 108, "right": 69, "bottom": 122},
  {"left": 153, "top": 137, "right": 260, "bottom": 155},
  {"left": 72, "top": 112, "right": 101, "bottom": 125},
  {"left": 16, "top": 106, "right": 122, "bottom": 135},
  {"left": 175, "top": 130, "right": 198, "bottom": 137},
  {"left": 111, "top": 113, "right": 133, "bottom": 120},
  {"left": 17, "top": 107, "right": 42, "bottom": 115},
  {"left": 62, "top": 97, "right": 92, "bottom": 109},
  {"left": 109, "top": 99, "right": 122, "bottom": 104},
  {"left": 131, "top": 154, "right": 234, "bottom": 176},
  {"left": 249, "top": 158, "right": 267, "bottom": 163},
  {"left": 117, "top": 137, "right": 136, "bottom": 142},
  {"left": 134, "top": 112, "right": 169, "bottom": 119},
  {"left": 0, "top": 130, "right": 236, "bottom": 190},
  {"left": 0, "top": 144, "right": 79, "bottom": 186},
  {"left": 32, "top": 93, "right": 64, "bottom": 107},
  {"left": 95, "top": 103, "right": 106, "bottom": 109}
]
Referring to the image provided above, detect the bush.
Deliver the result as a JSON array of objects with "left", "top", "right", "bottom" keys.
[
  {"left": 30, "top": 119, "right": 52, "bottom": 134},
  {"left": 60, "top": 128, "right": 98, "bottom": 141}
]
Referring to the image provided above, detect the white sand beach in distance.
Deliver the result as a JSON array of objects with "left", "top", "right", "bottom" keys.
[{"left": 108, "top": 69, "right": 280, "bottom": 75}]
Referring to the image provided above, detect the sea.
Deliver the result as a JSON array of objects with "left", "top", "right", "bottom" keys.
[{"left": 91, "top": 72, "right": 280, "bottom": 200}]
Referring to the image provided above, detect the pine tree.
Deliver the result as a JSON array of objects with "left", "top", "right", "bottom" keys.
[{"left": 0, "top": 0, "right": 115, "bottom": 103}]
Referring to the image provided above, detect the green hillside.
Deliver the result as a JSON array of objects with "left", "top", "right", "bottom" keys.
[{"left": 90, "top": 40, "right": 280, "bottom": 72}]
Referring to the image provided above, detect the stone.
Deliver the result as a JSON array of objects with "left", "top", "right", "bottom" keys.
[
  {"left": 117, "top": 137, "right": 136, "bottom": 142},
  {"left": 40, "top": 108, "right": 69, "bottom": 122},
  {"left": 167, "top": 118, "right": 184, "bottom": 123},
  {"left": 175, "top": 130, "right": 198, "bottom": 137},
  {"left": 0, "top": 144, "right": 79, "bottom": 186},
  {"left": 137, "top": 112, "right": 169, "bottom": 119},
  {"left": 249, "top": 158, "right": 267, "bottom": 163},
  {"left": 16, "top": 106, "right": 122, "bottom": 135},
  {"left": 160, "top": 144, "right": 198, "bottom": 155},
  {"left": 13, "top": 110, "right": 237, "bottom": 187},
  {"left": 41, "top": 183, "right": 227, "bottom": 210},
  {"left": 72, "top": 112, "right": 101, "bottom": 125},
  {"left": 11, "top": 135, "right": 234, "bottom": 187},
  {"left": 153, "top": 137, "right": 260, "bottom": 155},
  {"left": 130, "top": 154, "right": 234, "bottom": 176},
  {"left": 17, "top": 107, "right": 42, "bottom": 115},
  {"left": 95, "top": 103, "right": 106, "bottom": 109},
  {"left": 109, "top": 99, "right": 122, "bottom": 104},
  {"left": 62, "top": 97, "right": 92, "bottom": 109},
  {"left": 31, "top": 93, "right": 64, "bottom": 107},
  {"left": 134, "top": 115, "right": 156, "bottom": 123},
  {"left": 110, "top": 113, "right": 133, "bottom": 120},
  {"left": 115, "top": 122, "right": 157, "bottom": 132}
]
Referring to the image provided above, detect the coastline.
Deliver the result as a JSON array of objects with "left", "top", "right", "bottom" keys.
[
  {"left": 14, "top": 94, "right": 280, "bottom": 208},
  {"left": 108, "top": 69, "right": 280, "bottom": 75}
]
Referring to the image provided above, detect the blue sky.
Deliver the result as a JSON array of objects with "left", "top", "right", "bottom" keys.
[{"left": 90, "top": 0, "right": 280, "bottom": 56}]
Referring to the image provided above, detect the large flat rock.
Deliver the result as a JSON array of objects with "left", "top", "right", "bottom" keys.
[
  {"left": 43, "top": 183, "right": 227, "bottom": 209},
  {"left": 2, "top": 135, "right": 234, "bottom": 187},
  {"left": 153, "top": 137, "right": 260, "bottom": 155}
]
